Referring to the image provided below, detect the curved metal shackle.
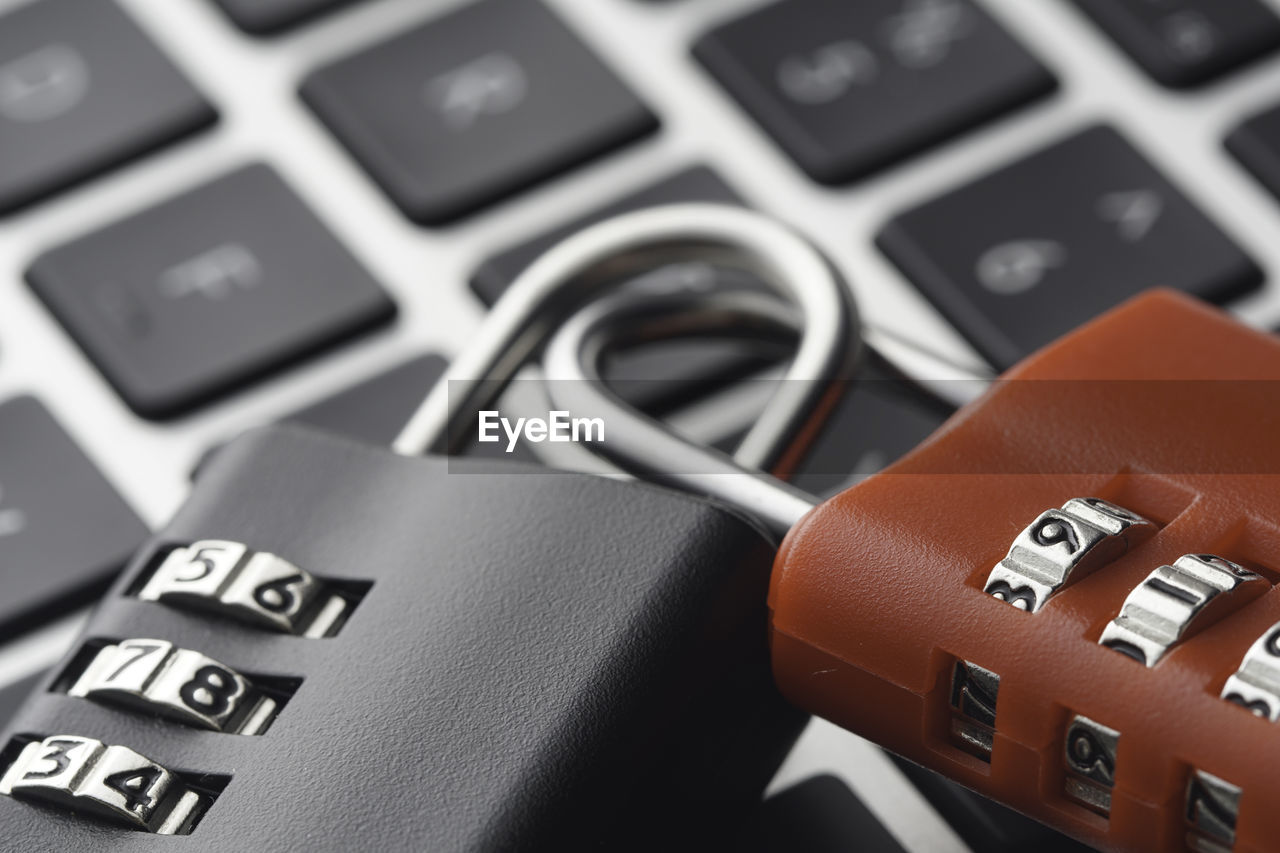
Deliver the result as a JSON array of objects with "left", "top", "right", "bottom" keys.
[
  {"left": 544, "top": 288, "right": 820, "bottom": 537},
  {"left": 393, "top": 203, "right": 861, "bottom": 476}
]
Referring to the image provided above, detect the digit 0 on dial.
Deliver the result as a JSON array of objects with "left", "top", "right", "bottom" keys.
[
  {"left": 0, "top": 735, "right": 206, "bottom": 834},
  {"left": 138, "top": 539, "right": 354, "bottom": 635},
  {"left": 67, "top": 639, "right": 282, "bottom": 734}
]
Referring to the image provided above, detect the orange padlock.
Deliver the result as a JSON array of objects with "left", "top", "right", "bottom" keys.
[{"left": 772, "top": 290, "right": 1280, "bottom": 853}]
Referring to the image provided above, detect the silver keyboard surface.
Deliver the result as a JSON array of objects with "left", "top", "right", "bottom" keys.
[{"left": 7, "top": 0, "right": 1280, "bottom": 848}]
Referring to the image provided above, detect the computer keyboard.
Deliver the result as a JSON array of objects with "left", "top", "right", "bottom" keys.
[{"left": 6, "top": 0, "right": 1280, "bottom": 849}]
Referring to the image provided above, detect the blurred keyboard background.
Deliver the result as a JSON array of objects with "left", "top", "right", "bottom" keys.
[{"left": 7, "top": 0, "right": 1280, "bottom": 848}]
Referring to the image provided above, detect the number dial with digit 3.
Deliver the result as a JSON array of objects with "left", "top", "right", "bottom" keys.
[
  {"left": 0, "top": 735, "right": 204, "bottom": 834},
  {"left": 68, "top": 639, "right": 279, "bottom": 734}
]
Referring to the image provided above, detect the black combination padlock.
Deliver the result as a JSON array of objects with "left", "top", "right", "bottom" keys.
[{"left": 0, "top": 206, "right": 847, "bottom": 851}]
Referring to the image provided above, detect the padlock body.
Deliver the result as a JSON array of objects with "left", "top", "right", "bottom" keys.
[
  {"left": 0, "top": 425, "right": 801, "bottom": 851},
  {"left": 771, "top": 290, "right": 1280, "bottom": 853}
]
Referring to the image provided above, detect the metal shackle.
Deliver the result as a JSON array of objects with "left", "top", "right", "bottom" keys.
[
  {"left": 393, "top": 204, "right": 861, "bottom": 480},
  {"left": 544, "top": 287, "right": 819, "bottom": 537}
]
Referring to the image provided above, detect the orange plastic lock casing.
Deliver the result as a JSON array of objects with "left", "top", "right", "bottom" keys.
[{"left": 770, "top": 290, "right": 1280, "bottom": 853}]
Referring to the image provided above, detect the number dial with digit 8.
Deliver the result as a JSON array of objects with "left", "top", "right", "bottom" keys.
[
  {"left": 67, "top": 639, "right": 278, "bottom": 734},
  {"left": 770, "top": 290, "right": 1280, "bottom": 852}
]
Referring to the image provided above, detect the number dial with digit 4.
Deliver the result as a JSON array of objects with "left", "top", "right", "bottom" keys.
[
  {"left": 68, "top": 639, "right": 279, "bottom": 734},
  {"left": 0, "top": 735, "right": 204, "bottom": 834}
]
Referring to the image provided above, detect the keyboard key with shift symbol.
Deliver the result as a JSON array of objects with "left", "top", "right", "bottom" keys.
[
  {"left": 0, "top": 396, "right": 147, "bottom": 639},
  {"left": 27, "top": 164, "right": 396, "bottom": 419},
  {"left": 693, "top": 0, "right": 1056, "bottom": 184},
  {"left": 1070, "top": 0, "right": 1280, "bottom": 89},
  {"left": 301, "top": 0, "right": 658, "bottom": 225},
  {"left": 0, "top": 0, "right": 216, "bottom": 215},
  {"left": 877, "top": 125, "right": 1262, "bottom": 369}
]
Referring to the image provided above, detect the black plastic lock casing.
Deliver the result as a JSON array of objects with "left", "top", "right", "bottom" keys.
[{"left": 0, "top": 425, "right": 802, "bottom": 851}]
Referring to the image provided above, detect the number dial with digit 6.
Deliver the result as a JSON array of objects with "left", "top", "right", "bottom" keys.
[{"left": 139, "top": 539, "right": 345, "bottom": 636}]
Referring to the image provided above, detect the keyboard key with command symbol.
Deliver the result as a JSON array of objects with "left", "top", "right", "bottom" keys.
[
  {"left": 0, "top": 0, "right": 216, "bottom": 216},
  {"left": 693, "top": 0, "right": 1056, "bottom": 184},
  {"left": 1070, "top": 0, "right": 1280, "bottom": 89},
  {"left": 0, "top": 396, "right": 147, "bottom": 639},
  {"left": 877, "top": 124, "right": 1261, "bottom": 369},
  {"left": 27, "top": 164, "right": 396, "bottom": 419},
  {"left": 301, "top": 0, "right": 658, "bottom": 225}
]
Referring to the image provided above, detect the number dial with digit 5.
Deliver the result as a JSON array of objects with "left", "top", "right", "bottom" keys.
[
  {"left": 139, "top": 539, "right": 349, "bottom": 636},
  {"left": 68, "top": 639, "right": 279, "bottom": 734}
]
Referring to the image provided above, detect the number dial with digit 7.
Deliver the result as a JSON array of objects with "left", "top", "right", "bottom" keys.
[{"left": 68, "top": 639, "right": 279, "bottom": 734}]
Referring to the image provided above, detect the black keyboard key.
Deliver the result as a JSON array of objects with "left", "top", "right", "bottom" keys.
[
  {"left": 287, "top": 354, "right": 448, "bottom": 447},
  {"left": 27, "top": 164, "right": 396, "bottom": 419},
  {"left": 473, "top": 166, "right": 778, "bottom": 413},
  {"left": 0, "top": 396, "right": 147, "bottom": 638},
  {"left": 0, "top": 0, "right": 216, "bottom": 215},
  {"left": 210, "top": 0, "right": 359, "bottom": 35},
  {"left": 192, "top": 354, "right": 536, "bottom": 480},
  {"left": 1227, "top": 101, "right": 1280, "bottom": 202},
  {"left": 789, "top": 353, "right": 955, "bottom": 497},
  {"left": 472, "top": 167, "right": 741, "bottom": 304},
  {"left": 693, "top": 0, "right": 1055, "bottom": 184},
  {"left": 719, "top": 353, "right": 954, "bottom": 495},
  {"left": 739, "top": 775, "right": 907, "bottom": 852},
  {"left": 285, "top": 354, "right": 540, "bottom": 462},
  {"left": 1070, "top": 0, "right": 1280, "bottom": 88},
  {"left": 892, "top": 759, "right": 1097, "bottom": 853},
  {"left": 301, "top": 0, "right": 658, "bottom": 225},
  {"left": 877, "top": 125, "right": 1262, "bottom": 368}
]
